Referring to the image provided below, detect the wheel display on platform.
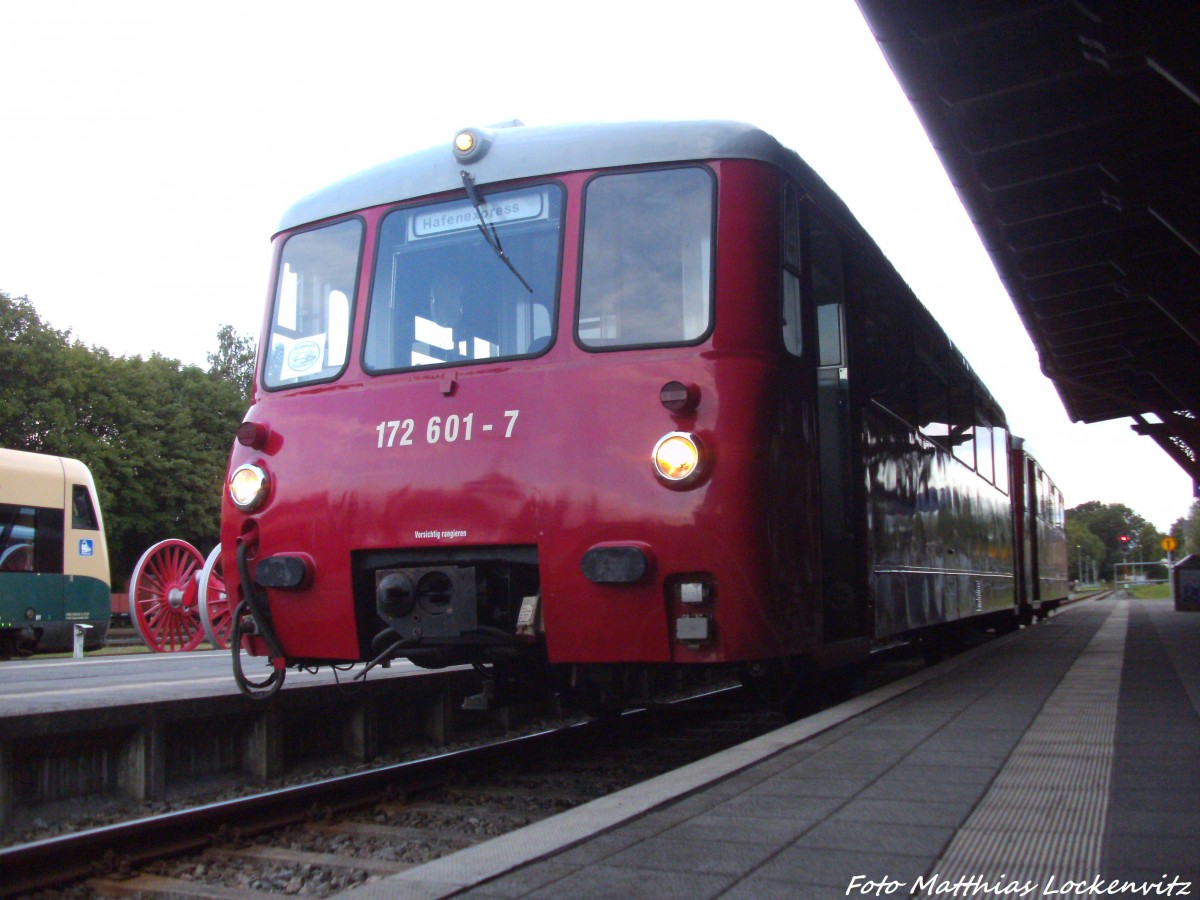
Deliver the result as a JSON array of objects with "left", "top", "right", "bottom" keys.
[
  {"left": 129, "top": 539, "right": 206, "bottom": 652},
  {"left": 198, "top": 544, "right": 232, "bottom": 649}
]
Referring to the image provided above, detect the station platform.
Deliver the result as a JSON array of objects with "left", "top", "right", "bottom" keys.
[
  {"left": 0, "top": 646, "right": 442, "bottom": 717},
  {"left": 0, "top": 651, "right": 480, "bottom": 828},
  {"left": 345, "top": 596, "right": 1200, "bottom": 899}
]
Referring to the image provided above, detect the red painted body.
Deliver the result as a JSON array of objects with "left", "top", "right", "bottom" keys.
[
  {"left": 221, "top": 159, "right": 822, "bottom": 667},
  {"left": 221, "top": 121, "right": 1066, "bottom": 693}
]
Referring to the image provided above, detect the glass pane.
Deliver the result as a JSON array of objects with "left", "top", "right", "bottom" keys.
[
  {"left": 578, "top": 168, "right": 712, "bottom": 348},
  {"left": 0, "top": 504, "right": 36, "bottom": 572},
  {"left": 265, "top": 219, "right": 362, "bottom": 388},
  {"left": 71, "top": 485, "right": 99, "bottom": 530},
  {"left": 993, "top": 429, "right": 1009, "bottom": 493},
  {"left": 783, "top": 272, "right": 802, "bottom": 356},
  {"left": 817, "top": 303, "right": 843, "bottom": 367},
  {"left": 949, "top": 383, "right": 974, "bottom": 468},
  {"left": 975, "top": 422, "right": 994, "bottom": 484},
  {"left": 782, "top": 183, "right": 801, "bottom": 269},
  {"left": 364, "top": 185, "right": 563, "bottom": 371}
]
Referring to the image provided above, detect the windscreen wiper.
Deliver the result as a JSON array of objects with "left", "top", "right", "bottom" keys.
[{"left": 460, "top": 170, "right": 533, "bottom": 293}]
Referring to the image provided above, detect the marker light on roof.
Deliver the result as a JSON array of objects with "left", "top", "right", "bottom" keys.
[{"left": 453, "top": 128, "right": 492, "bottom": 163}]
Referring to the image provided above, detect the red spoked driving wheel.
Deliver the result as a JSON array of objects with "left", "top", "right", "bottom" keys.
[
  {"left": 129, "top": 539, "right": 206, "bottom": 652},
  {"left": 198, "top": 544, "right": 232, "bottom": 650}
]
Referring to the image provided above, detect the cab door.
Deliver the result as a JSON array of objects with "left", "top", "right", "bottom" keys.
[{"left": 808, "top": 207, "right": 863, "bottom": 642}]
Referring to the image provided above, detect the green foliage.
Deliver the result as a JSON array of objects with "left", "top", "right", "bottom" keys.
[
  {"left": 1, "top": 290, "right": 252, "bottom": 586},
  {"left": 1066, "top": 500, "right": 1163, "bottom": 580},
  {"left": 207, "top": 324, "right": 257, "bottom": 403},
  {"left": 1065, "top": 517, "right": 1104, "bottom": 581}
]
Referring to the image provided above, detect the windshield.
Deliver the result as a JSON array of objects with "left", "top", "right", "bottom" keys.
[
  {"left": 364, "top": 184, "right": 563, "bottom": 372},
  {"left": 577, "top": 167, "right": 713, "bottom": 349},
  {"left": 264, "top": 218, "right": 363, "bottom": 389}
]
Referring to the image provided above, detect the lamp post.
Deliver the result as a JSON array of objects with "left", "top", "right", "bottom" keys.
[{"left": 1077, "top": 544, "right": 1083, "bottom": 586}]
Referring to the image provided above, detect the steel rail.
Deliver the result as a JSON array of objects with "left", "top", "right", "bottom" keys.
[
  {"left": 0, "top": 686, "right": 744, "bottom": 897},
  {"left": 0, "top": 716, "right": 607, "bottom": 896}
]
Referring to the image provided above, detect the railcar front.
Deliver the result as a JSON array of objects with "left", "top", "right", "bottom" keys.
[
  {"left": 220, "top": 122, "right": 826, "bottom": 700},
  {"left": 0, "top": 448, "right": 111, "bottom": 656}
]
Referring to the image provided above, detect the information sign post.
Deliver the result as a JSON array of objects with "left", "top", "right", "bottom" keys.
[{"left": 1163, "top": 536, "right": 1178, "bottom": 603}]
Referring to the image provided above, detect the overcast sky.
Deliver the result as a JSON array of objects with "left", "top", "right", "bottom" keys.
[{"left": 1, "top": 0, "right": 1192, "bottom": 532}]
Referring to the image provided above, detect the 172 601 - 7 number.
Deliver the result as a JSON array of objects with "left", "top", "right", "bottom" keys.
[{"left": 374, "top": 409, "right": 519, "bottom": 448}]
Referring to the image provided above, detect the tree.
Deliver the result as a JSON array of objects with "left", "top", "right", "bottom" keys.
[
  {"left": 1, "top": 290, "right": 248, "bottom": 587},
  {"left": 1067, "top": 501, "right": 1155, "bottom": 581},
  {"left": 1065, "top": 518, "right": 1105, "bottom": 583},
  {"left": 0, "top": 291, "right": 75, "bottom": 452},
  {"left": 207, "top": 324, "right": 257, "bottom": 403}
]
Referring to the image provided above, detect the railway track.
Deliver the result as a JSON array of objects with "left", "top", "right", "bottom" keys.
[
  {"left": 4, "top": 600, "right": 1100, "bottom": 898},
  {"left": 3, "top": 686, "right": 778, "bottom": 898}
]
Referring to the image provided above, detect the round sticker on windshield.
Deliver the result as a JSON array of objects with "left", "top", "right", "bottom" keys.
[{"left": 288, "top": 341, "right": 322, "bottom": 372}]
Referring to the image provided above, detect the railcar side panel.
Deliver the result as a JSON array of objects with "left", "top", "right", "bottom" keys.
[{"left": 863, "top": 406, "right": 1015, "bottom": 639}]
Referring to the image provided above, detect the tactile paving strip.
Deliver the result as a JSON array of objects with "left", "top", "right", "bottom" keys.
[{"left": 931, "top": 600, "right": 1129, "bottom": 884}]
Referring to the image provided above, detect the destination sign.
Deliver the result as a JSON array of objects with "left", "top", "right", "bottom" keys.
[{"left": 409, "top": 189, "right": 547, "bottom": 240}]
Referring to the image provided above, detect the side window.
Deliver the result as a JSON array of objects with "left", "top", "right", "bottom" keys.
[
  {"left": 781, "top": 183, "right": 802, "bottom": 356},
  {"left": 71, "top": 485, "right": 99, "bottom": 530},
  {"left": 810, "top": 211, "right": 845, "bottom": 367},
  {"left": 975, "top": 418, "right": 995, "bottom": 485},
  {"left": 0, "top": 504, "right": 36, "bottom": 572},
  {"left": 949, "top": 380, "right": 975, "bottom": 469},
  {"left": 993, "top": 428, "right": 1009, "bottom": 494},
  {"left": 0, "top": 504, "right": 63, "bottom": 574},
  {"left": 265, "top": 219, "right": 362, "bottom": 389},
  {"left": 578, "top": 168, "right": 713, "bottom": 349}
]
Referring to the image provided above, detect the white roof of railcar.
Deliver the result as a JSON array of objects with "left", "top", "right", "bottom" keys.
[{"left": 277, "top": 120, "right": 828, "bottom": 234}]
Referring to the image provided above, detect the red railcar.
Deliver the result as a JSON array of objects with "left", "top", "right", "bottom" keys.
[
  {"left": 1010, "top": 438, "right": 1070, "bottom": 622},
  {"left": 221, "top": 121, "right": 1056, "bottom": 704}
]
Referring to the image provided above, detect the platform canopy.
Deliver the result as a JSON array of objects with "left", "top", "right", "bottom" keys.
[{"left": 856, "top": 1, "right": 1200, "bottom": 485}]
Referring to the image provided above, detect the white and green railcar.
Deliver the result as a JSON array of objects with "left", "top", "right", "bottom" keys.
[{"left": 0, "top": 448, "right": 111, "bottom": 656}]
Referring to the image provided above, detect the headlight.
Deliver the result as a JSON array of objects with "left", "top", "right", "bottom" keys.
[
  {"left": 229, "top": 463, "right": 270, "bottom": 512},
  {"left": 652, "top": 432, "right": 705, "bottom": 485}
]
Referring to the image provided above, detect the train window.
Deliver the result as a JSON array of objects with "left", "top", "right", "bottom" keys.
[
  {"left": 0, "top": 504, "right": 35, "bottom": 572},
  {"left": 783, "top": 274, "right": 802, "bottom": 356},
  {"left": 781, "top": 184, "right": 802, "bottom": 356},
  {"left": 811, "top": 214, "right": 845, "bottom": 367},
  {"left": 993, "top": 428, "right": 1009, "bottom": 493},
  {"left": 578, "top": 168, "right": 713, "bottom": 349},
  {"left": 71, "top": 485, "right": 99, "bottom": 530},
  {"left": 264, "top": 219, "right": 362, "bottom": 388},
  {"left": 949, "top": 382, "right": 974, "bottom": 469},
  {"left": 817, "top": 305, "right": 844, "bottom": 367},
  {"left": 0, "top": 504, "right": 62, "bottom": 574},
  {"left": 975, "top": 421, "right": 995, "bottom": 485},
  {"left": 364, "top": 185, "right": 563, "bottom": 372}
]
